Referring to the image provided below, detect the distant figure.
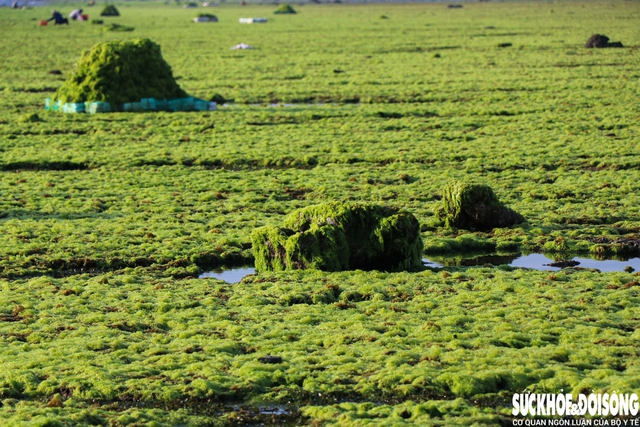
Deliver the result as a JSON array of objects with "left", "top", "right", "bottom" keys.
[
  {"left": 11, "top": 1, "right": 19, "bottom": 8},
  {"left": 69, "top": 9, "right": 83, "bottom": 20},
  {"left": 88, "top": 0, "right": 95, "bottom": 5},
  {"left": 48, "top": 10, "right": 69, "bottom": 25}
]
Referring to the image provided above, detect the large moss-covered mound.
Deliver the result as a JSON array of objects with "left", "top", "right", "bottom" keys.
[
  {"left": 252, "top": 202, "right": 423, "bottom": 272},
  {"left": 54, "top": 39, "right": 187, "bottom": 106},
  {"left": 100, "top": 5, "right": 120, "bottom": 16},
  {"left": 274, "top": 4, "right": 296, "bottom": 14},
  {"left": 440, "top": 181, "right": 525, "bottom": 231}
]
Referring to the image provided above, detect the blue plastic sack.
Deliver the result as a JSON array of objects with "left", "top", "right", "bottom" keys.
[
  {"left": 140, "top": 98, "right": 157, "bottom": 111},
  {"left": 86, "top": 102, "right": 111, "bottom": 114}
]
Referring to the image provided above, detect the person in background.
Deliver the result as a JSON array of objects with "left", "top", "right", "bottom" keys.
[
  {"left": 69, "top": 8, "right": 83, "bottom": 20},
  {"left": 48, "top": 10, "right": 69, "bottom": 25},
  {"left": 11, "top": 1, "right": 19, "bottom": 9}
]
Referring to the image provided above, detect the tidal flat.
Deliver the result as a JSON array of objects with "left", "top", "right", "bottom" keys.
[{"left": 0, "top": 0, "right": 639, "bottom": 425}]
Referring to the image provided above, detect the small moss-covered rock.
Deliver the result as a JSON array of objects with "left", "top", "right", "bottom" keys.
[
  {"left": 252, "top": 202, "right": 423, "bottom": 272},
  {"left": 585, "top": 34, "right": 623, "bottom": 48},
  {"left": 54, "top": 38, "right": 187, "bottom": 106},
  {"left": 196, "top": 13, "right": 218, "bottom": 19},
  {"left": 100, "top": 5, "right": 120, "bottom": 16},
  {"left": 100, "top": 23, "right": 134, "bottom": 32},
  {"left": 274, "top": 4, "right": 296, "bottom": 14},
  {"left": 18, "top": 113, "right": 43, "bottom": 123},
  {"left": 440, "top": 181, "right": 524, "bottom": 231},
  {"left": 209, "top": 93, "right": 226, "bottom": 104}
]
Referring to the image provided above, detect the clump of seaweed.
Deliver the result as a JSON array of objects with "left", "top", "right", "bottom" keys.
[
  {"left": 100, "top": 23, "right": 134, "bottom": 32},
  {"left": 439, "top": 181, "right": 524, "bottom": 231},
  {"left": 209, "top": 93, "right": 226, "bottom": 104},
  {"left": 251, "top": 202, "right": 423, "bottom": 272},
  {"left": 17, "top": 113, "right": 43, "bottom": 123},
  {"left": 54, "top": 38, "right": 187, "bottom": 106},
  {"left": 196, "top": 13, "right": 218, "bottom": 20},
  {"left": 274, "top": 4, "right": 297, "bottom": 14},
  {"left": 100, "top": 5, "right": 120, "bottom": 17}
]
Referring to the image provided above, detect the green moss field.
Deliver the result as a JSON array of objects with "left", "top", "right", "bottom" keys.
[{"left": 0, "top": 0, "right": 639, "bottom": 425}]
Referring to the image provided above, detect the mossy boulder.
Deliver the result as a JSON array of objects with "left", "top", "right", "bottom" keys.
[
  {"left": 439, "top": 181, "right": 524, "bottom": 231},
  {"left": 100, "top": 5, "right": 120, "bottom": 16},
  {"left": 54, "top": 38, "right": 187, "bottom": 106},
  {"left": 251, "top": 202, "right": 423, "bottom": 272},
  {"left": 18, "top": 113, "right": 43, "bottom": 123},
  {"left": 274, "top": 4, "right": 296, "bottom": 14},
  {"left": 585, "top": 34, "right": 623, "bottom": 48},
  {"left": 209, "top": 93, "right": 226, "bottom": 104}
]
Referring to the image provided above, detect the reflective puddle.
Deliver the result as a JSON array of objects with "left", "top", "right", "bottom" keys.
[
  {"left": 199, "top": 267, "right": 255, "bottom": 283},
  {"left": 423, "top": 253, "right": 640, "bottom": 272},
  {"left": 200, "top": 255, "right": 639, "bottom": 283}
]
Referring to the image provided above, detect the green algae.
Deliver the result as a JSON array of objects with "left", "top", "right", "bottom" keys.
[
  {"left": 2, "top": 268, "right": 640, "bottom": 425},
  {"left": 54, "top": 39, "right": 187, "bottom": 106},
  {"left": 251, "top": 202, "right": 422, "bottom": 272},
  {"left": 1, "top": 1, "right": 640, "bottom": 424},
  {"left": 440, "top": 181, "right": 524, "bottom": 231},
  {"left": 302, "top": 399, "right": 501, "bottom": 426}
]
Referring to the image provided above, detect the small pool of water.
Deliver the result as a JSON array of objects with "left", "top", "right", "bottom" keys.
[
  {"left": 199, "top": 267, "right": 255, "bottom": 283},
  {"left": 222, "top": 102, "right": 344, "bottom": 108},
  {"left": 423, "top": 253, "right": 640, "bottom": 272},
  {"left": 200, "top": 255, "right": 639, "bottom": 283},
  {"left": 257, "top": 406, "right": 290, "bottom": 415}
]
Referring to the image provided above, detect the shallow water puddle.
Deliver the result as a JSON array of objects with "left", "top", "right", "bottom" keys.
[
  {"left": 257, "top": 406, "right": 290, "bottom": 415},
  {"left": 423, "top": 253, "right": 640, "bottom": 272},
  {"left": 223, "top": 102, "right": 343, "bottom": 108},
  {"left": 200, "top": 255, "right": 639, "bottom": 283},
  {"left": 199, "top": 267, "right": 255, "bottom": 283}
]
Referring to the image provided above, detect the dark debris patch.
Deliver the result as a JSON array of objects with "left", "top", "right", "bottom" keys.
[
  {"left": 544, "top": 260, "right": 580, "bottom": 268},
  {"left": 0, "top": 161, "right": 90, "bottom": 171},
  {"left": 258, "top": 355, "right": 283, "bottom": 364}
]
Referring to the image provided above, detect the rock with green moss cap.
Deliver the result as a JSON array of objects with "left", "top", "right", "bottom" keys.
[
  {"left": 440, "top": 181, "right": 524, "bottom": 230},
  {"left": 18, "top": 113, "right": 43, "bottom": 123},
  {"left": 100, "top": 5, "right": 120, "bottom": 16},
  {"left": 274, "top": 4, "right": 296, "bottom": 14},
  {"left": 252, "top": 202, "right": 423, "bottom": 272},
  {"left": 54, "top": 38, "right": 187, "bottom": 106}
]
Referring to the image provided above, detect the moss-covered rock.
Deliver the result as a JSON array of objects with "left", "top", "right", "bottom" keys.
[
  {"left": 100, "top": 5, "right": 120, "bottom": 17},
  {"left": 251, "top": 202, "right": 423, "bottom": 272},
  {"left": 274, "top": 4, "right": 296, "bottom": 14},
  {"left": 17, "top": 113, "right": 43, "bottom": 123},
  {"left": 209, "top": 93, "right": 226, "bottom": 104},
  {"left": 54, "top": 39, "right": 187, "bottom": 106},
  {"left": 440, "top": 181, "right": 524, "bottom": 231}
]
